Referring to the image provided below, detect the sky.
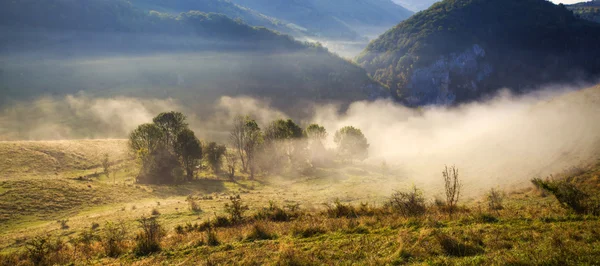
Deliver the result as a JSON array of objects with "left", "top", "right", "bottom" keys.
[{"left": 551, "top": 0, "right": 588, "bottom": 3}]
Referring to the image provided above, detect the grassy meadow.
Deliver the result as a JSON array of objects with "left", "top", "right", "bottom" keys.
[{"left": 0, "top": 140, "right": 599, "bottom": 265}]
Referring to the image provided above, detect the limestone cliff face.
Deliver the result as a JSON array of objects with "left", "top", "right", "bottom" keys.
[{"left": 404, "top": 44, "right": 493, "bottom": 106}]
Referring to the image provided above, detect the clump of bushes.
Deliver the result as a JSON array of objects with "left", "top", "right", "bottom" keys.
[
  {"left": 387, "top": 186, "right": 427, "bottom": 216},
  {"left": 486, "top": 188, "right": 505, "bottom": 211},
  {"left": 133, "top": 216, "right": 165, "bottom": 256}
]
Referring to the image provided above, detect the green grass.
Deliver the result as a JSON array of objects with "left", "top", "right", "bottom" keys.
[{"left": 1, "top": 140, "right": 600, "bottom": 265}]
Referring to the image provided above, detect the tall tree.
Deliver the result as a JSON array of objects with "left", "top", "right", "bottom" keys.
[
  {"left": 129, "top": 123, "right": 164, "bottom": 161},
  {"left": 334, "top": 126, "right": 369, "bottom": 162},
  {"left": 205, "top": 142, "right": 227, "bottom": 174},
  {"left": 244, "top": 119, "right": 262, "bottom": 179},
  {"left": 305, "top": 123, "right": 327, "bottom": 165},
  {"left": 174, "top": 128, "right": 203, "bottom": 181},
  {"left": 153, "top": 111, "right": 188, "bottom": 148},
  {"left": 230, "top": 115, "right": 249, "bottom": 172}
]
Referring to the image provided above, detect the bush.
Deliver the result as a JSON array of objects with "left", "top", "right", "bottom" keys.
[
  {"left": 532, "top": 178, "right": 597, "bottom": 214},
  {"left": 387, "top": 186, "right": 427, "bottom": 216},
  {"left": 255, "top": 201, "right": 299, "bottom": 222},
  {"left": 188, "top": 198, "right": 202, "bottom": 213},
  {"left": 57, "top": 219, "right": 69, "bottom": 230},
  {"left": 134, "top": 216, "right": 165, "bottom": 256},
  {"left": 102, "top": 222, "right": 128, "bottom": 258},
  {"left": 325, "top": 199, "right": 356, "bottom": 218},
  {"left": 442, "top": 165, "right": 461, "bottom": 214},
  {"left": 486, "top": 188, "right": 505, "bottom": 211},
  {"left": 206, "top": 229, "right": 220, "bottom": 246},
  {"left": 25, "top": 235, "right": 63, "bottom": 266},
  {"left": 224, "top": 195, "right": 249, "bottom": 223},
  {"left": 292, "top": 223, "right": 326, "bottom": 238},
  {"left": 435, "top": 232, "right": 484, "bottom": 257},
  {"left": 245, "top": 223, "right": 276, "bottom": 242}
]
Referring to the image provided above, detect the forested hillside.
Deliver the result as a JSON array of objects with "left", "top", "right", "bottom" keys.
[
  {"left": 129, "top": 0, "right": 308, "bottom": 37},
  {"left": 0, "top": 0, "right": 386, "bottom": 115},
  {"left": 357, "top": 0, "right": 600, "bottom": 106},
  {"left": 568, "top": 0, "right": 600, "bottom": 23},
  {"left": 232, "top": 0, "right": 413, "bottom": 39}
]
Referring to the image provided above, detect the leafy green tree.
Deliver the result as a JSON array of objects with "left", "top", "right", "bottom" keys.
[
  {"left": 263, "top": 119, "right": 305, "bottom": 167},
  {"left": 129, "top": 123, "right": 164, "bottom": 161},
  {"left": 205, "top": 142, "right": 227, "bottom": 174},
  {"left": 334, "top": 126, "right": 369, "bottom": 162},
  {"left": 305, "top": 124, "right": 327, "bottom": 164},
  {"left": 244, "top": 120, "right": 262, "bottom": 179},
  {"left": 153, "top": 111, "right": 188, "bottom": 147},
  {"left": 175, "top": 129, "right": 203, "bottom": 181}
]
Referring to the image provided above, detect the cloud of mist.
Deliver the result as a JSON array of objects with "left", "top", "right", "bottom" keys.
[
  {"left": 309, "top": 86, "right": 600, "bottom": 195},
  {"left": 1, "top": 83, "right": 599, "bottom": 197},
  {"left": 0, "top": 94, "right": 180, "bottom": 140}
]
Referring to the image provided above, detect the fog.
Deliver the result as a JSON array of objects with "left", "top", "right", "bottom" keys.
[{"left": 1, "top": 83, "right": 599, "bottom": 195}]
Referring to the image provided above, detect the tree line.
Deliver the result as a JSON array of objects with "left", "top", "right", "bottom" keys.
[{"left": 128, "top": 111, "right": 369, "bottom": 184}]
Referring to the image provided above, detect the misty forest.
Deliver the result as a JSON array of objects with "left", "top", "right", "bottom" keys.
[{"left": 1, "top": 0, "right": 600, "bottom": 265}]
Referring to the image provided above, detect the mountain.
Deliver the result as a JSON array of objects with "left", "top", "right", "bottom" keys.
[
  {"left": 0, "top": 0, "right": 387, "bottom": 113},
  {"left": 231, "top": 0, "right": 413, "bottom": 40},
  {"left": 392, "top": 0, "right": 439, "bottom": 12},
  {"left": 129, "top": 0, "right": 309, "bottom": 37},
  {"left": 568, "top": 1, "right": 600, "bottom": 23},
  {"left": 356, "top": 0, "right": 600, "bottom": 106}
]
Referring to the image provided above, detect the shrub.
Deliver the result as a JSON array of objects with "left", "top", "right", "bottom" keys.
[
  {"left": 206, "top": 229, "right": 220, "bottom": 246},
  {"left": 387, "top": 186, "right": 427, "bottom": 216},
  {"left": 325, "top": 199, "right": 356, "bottom": 218},
  {"left": 435, "top": 232, "right": 483, "bottom": 257},
  {"left": 57, "top": 219, "right": 69, "bottom": 230},
  {"left": 187, "top": 198, "right": 202, "bottom": 213},
  {"left": 292, "top": 223, "right": 326, "bottom": 238},
  {"left": 134, "top": 216, "right": 165, "bottom": 256},
  {"left": 486, "top": 188, "right": 505, "bottom": 211},
  {"left": 442, "top": 165, "right": 461, "bottom": 213},
  {"left": 255, "top": 201, "right": 299, "bottom": 222},
  {"left": 102, "top": 222, "right": 128, "bottom": 258},
  {"left": 151, "top": 208, "right": 161, "bottom": 216},
  {"left": 224, "top": 195, "right": 249, "bottom": 223},
  {"left": 245, "top": 224, "right": 276, "bottom": 242},
  {"left": 532, "top": 178, "right": 597, "bottom": 214},
  {"left": 25, "top": 236, "right": 54, "bottom": 265}
]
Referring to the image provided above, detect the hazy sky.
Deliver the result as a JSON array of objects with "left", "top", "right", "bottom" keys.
[{"left": 551, "top": 0, "right": 587, "bottom": 3}]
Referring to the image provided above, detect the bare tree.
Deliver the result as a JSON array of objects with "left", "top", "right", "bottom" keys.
[
  {"left": 442, "top": 165, "right": 461, "bottom": 213},
  {"left": 225, "top": 151, "right": 238, "bottom": 181}
]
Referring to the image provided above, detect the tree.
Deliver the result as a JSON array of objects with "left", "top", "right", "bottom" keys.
[
  {"left": 138, "top": 145, "right": 182, "bottom": 184},
  {"left": 129, "top": 123, "right": 164, "bottom": 162},
  {"left": 174, "top": 129, "right": 203, "bottom": 181},
  {"left": 224, "top": 151, "right": 238, "bottom": 181},
  {"left": 230, "top": 116, "right": 249, "bottom": 172},
  {"left": 244, "top": 120, "right": 262, "bottom": 179},
  {"left": 264, "top": 119, "right": 305, "bottom": 167},
  {"left": 205, "top": 142, "right": 227, "bottom": 174},
  {"left": 305, "top": 124, "right": 327, "bottom": 164},
  {"left": 333, "top": 126, "right": 369, "bottom": 162},
  {"left": 153, "top": 111, "right": 188, "bottom": 148}
]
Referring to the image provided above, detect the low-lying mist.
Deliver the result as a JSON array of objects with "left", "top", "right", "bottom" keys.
[{"left": 1, "top": 84, "right": 599, "bottom": 197}]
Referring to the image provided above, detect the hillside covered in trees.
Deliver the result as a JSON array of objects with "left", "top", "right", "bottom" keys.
[
  {"left": 232, "top": 0, "right": 413, "bottom": 39},
  {"left": 568, "top": 0, "right": 600, "bottom": 23},
  {"left": 0, "top": 0, "right": 386, "bottom": 113},
  {"left": 356, "top": 0, "right": 600, "bottom": 106}
]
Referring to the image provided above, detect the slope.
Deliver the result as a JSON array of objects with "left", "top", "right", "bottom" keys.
[
  {"left": 568, "top": 0, "right": 600, "bottom": 23},
  {"left": 357, "top": 0, "right": 600, "bottom": 106},
  {"left": 232, "top": 0, "right": 413, "bottom": 40},
  {"left": 0, "top": 0, "right": 387, "bottom": 118}
]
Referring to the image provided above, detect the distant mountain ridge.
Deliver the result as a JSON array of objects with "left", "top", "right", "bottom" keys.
[
  {"left": 0, "top": 0, "right": 387, "bottom": 113},
  {"left": 357, "top": 0, "right": 600, "bottom": 106},
  {"left": 231, "top": 0, "right": 413, "bottom": 40}
]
